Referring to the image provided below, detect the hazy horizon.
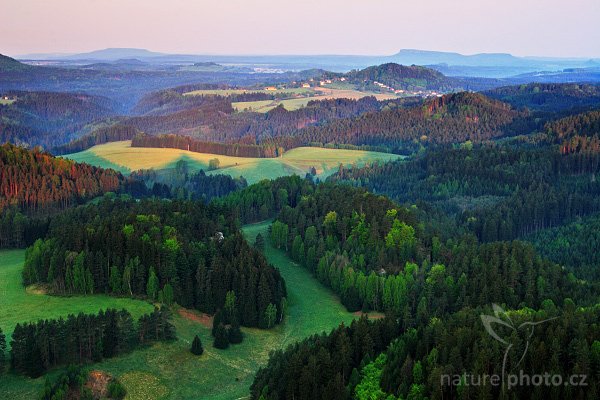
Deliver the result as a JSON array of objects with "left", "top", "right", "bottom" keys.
[{"left": 2, "top": 0, "right": 600, "bottom": 58}]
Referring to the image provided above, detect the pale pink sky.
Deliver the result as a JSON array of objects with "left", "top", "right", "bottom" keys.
[{"left": 2, "top": 0, "right": 599, "bottom": 58}]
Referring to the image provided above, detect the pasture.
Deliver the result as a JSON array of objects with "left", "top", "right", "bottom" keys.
[
  {"left": 64, "top": 140, "right": 402, "bottom": 184},
  {"left": 0, "top": 222, "right": 358, "bottom": 399}
]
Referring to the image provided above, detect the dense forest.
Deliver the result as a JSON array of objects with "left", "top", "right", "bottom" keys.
[
  {"left": 485, "top": 83, "right": 600, "bottom": 113},
  {"left": 219, "top": 177, "right": 592, "bottom": 315},
  {"left": 23, "top": 198, "right": 287, "bottom": 328},
  {"left": 0, "top": 143, "right": 138, "bottom": 249},
  {"left": 0, "top": 90, "right": 117, "bottom": 148},
  {"left": 328, "top": 145, "right": 600, "bottom": 242},
  {"left": 252, "top": 304, "right": 599, "bottom": 400},
  {"left": 0, "top": 143, "right": 125, "bottom": 213},
  {"left": 543, "top": 110, "right": 600, "bottom": 154},
  {"left": 247, "top": 178, "right": 598, "bottom": 399},
  {"left": 528, "top": 213, "right": 600, "bottom": 280}
]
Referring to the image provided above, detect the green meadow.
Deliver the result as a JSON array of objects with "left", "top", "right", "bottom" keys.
[{"left": 0, "top": 222, "right": 358, "bottom": 399}]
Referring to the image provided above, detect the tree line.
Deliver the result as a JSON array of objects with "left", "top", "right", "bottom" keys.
[
  {"left": 131, "top": 133, "right": 285, "bottom": 158},
  {"left": 7, "top": 307, "right": 174, "bottom": 378}
]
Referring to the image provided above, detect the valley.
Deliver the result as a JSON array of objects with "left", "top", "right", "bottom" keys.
[
  {"left": 0, "top": 222, "right": 357, "bottom": 400},
  {"left": 1, "top": 5, "right": 599, "bottom": 398}
]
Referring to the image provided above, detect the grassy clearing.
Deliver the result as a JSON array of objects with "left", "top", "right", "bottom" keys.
[
  {"left": 0, "top": 249, "right": 155, "bottom": 399},
  {"left": 64, "top": 141, "right": 402, "bottom": 184},
  {"left": 0, "top": 222, "right": 357, "bottom": 399},
  {"left": 0, "top": 250, "right": 154, "bottom": 342}
]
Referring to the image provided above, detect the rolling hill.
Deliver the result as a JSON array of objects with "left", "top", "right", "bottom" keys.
[{"left": 63, "top": 140, "right": 402, "bottom": 184}]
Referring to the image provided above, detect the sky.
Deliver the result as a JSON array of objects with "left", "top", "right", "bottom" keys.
[{"left": 2, "top": 0, "right": 599, "bottom": 58}]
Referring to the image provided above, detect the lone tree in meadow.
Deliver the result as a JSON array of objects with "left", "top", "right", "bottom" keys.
[
  {"left": 208, "top": 158, "right": 220, "bottom": 171},
  {"left": 191, "top": 335, "right": 204, "bottom": 355}
]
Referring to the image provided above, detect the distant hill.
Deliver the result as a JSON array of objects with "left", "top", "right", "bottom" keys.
[
  {"left": 346, "top": 63, "right": 445, "bottom": 84},
  {"left": 57, "top": 48, "right": 164, "bottom": 61},
  {"left": 0, "top": 54, "right": 32, "bottom": 72},
  {"left": 391, "top": 49, "right": 530, "bottom": 67},
  {"left": 323, "top": 63, "right": 462, "bottom": 92},
  {"left": 485, "top": 83, "right": 600, "bottom": 112},
  {"left": 0, "top": 91, "right": 117, "bottom": 148}
]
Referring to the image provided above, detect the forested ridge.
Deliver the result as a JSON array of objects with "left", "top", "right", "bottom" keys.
[
  {"left": 0, "top": 143, "right": 124, "bottom": 213},
  {"left": 0, "top": 143, "right": 145, "bottom": 249},
  {"left": 261, "top": 92, "right": 525, "bottom": 154},
  {"left": 23, "top": 198, "right": 287, "bottom": 329},
  {"left": 485, "top": 83, "right": 600, "bottom": 113},
  {"left": 0, "top": 91, "right": 117, "bottom": 148},
  {"left": 328, "top": 145, "right": 600, "bottom": 242}
]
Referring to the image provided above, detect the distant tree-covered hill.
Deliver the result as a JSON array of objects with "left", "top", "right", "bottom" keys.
[
  {"left": 0, "top": 54, "right": 32, "bottom": 72},
  {"left": 0, "top": 90, "right": 117, "bottom": 148},
  {"left": 485, "top": 82, "right": 600, "bottom": 112},
  {"left": 338, "top": 63, "right": 449, "bottom": 90},
  {"left": 266, "top": 92, "right": 524, "bottom": 153},
  {"left": 328, "top": 145, "right": 600, "bottom": 242}
]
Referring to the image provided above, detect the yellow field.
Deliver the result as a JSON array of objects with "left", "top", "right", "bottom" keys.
[
  {"left": 184, "top": 86, "right": 399, "bottom": 113},
  {"left": 232, "top": 87, "right": 399, "bottom": 112},
  {"left": 64, "top": 141, "right": 402, "bottom": 184},
  {"left": 183, "top": 88, "right": 312, "bottom": 96}
]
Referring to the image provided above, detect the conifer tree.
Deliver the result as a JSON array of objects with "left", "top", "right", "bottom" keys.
[
  {"left": 190, "top": 335, "right": 204, "bottom": 355},
  {"left": 146, "top": 267, "right": 159, "bottom": 300}
]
